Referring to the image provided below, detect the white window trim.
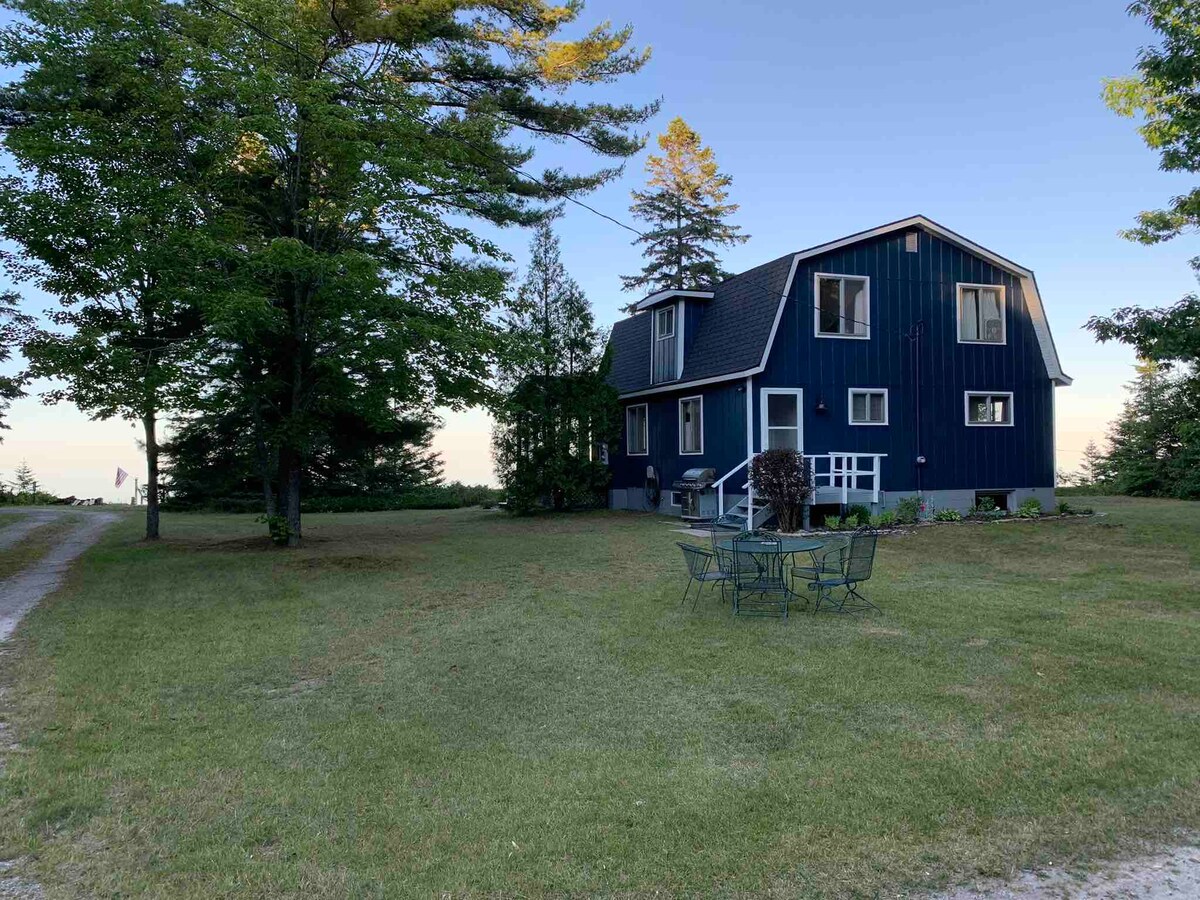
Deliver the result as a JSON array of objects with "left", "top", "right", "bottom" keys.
[
  {"left": 759, "top": 388, "right": 804, "bottom": 452},
  {"left": 669, "top": 490, "right": 683, "bottom": 508},
  {"left": 964, "top": 391, "right": 1015, "bottom": 427},
  {"left": 956, "top": 282, "right": 1007, "bottom": 346},
  {"left": 848, "top": 388, "right": 889, "bottom": 426},
  {"left": 626, "top": 403, "right": 649, "bottom": 455},
  {"left": 813, "top": 273, "right": 871, "bottom": 340},
  {"left": 655, "top": 304, "right": 675, "bottom": 339},
  {"left": 678, "top": 395, "right": 704, "bottom": 455}
]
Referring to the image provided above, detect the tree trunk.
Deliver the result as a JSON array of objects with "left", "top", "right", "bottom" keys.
[
  {"left": 278, "top": 444, "right": 302, "bottom": 547},
  {"left": 251, "top": 402, "right": 276, "bottom": 518},
  {"left": 142, "top": 410, "right": 160, "bottom": 541}
]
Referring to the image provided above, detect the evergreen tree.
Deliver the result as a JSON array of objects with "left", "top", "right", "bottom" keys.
[
  {"left": 11, "top": 459, "right": 38, "bottom": 494},
  {"left": 493, "top": 222, "right": 617, "bottom": 512},
  {"left": 1095, "top": 360, "right": 1200, "bottom": 499},
  {"left": 1079, "top": 439, "right": 1106, "bottom": 486},
  {"left": 188, "top": 0, "right": 653, "bottom": 546},
  {"left": 620, "top": 117, "right": 749, "bottom": 308},
  {"left": 0, "top": 293, "right": 29, "bottom": 437}
]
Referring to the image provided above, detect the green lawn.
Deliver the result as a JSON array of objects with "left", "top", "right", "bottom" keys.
[{"left": 1, "top": 498, "right": 1198, "bottom": 898}]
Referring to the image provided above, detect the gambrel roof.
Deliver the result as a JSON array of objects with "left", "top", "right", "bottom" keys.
[{"left": 606, "top": 215, "right": 1072, "bottom": 398}]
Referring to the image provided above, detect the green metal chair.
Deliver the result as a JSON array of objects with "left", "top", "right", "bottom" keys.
[
  {"left": 792, "top": 536, "right": 848, "bottom": 583},
  {"left": 804, "top": 527, "right": 880, "bottom": 614},
  {"left": 677, "top": 542, "right": 732, "bottom": 609},
  {"left": 730, "top": 532, "right": 790, "bottom": 618}
]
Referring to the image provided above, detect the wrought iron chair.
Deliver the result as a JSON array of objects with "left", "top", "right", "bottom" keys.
[
  {"left": 804, "top": 527, "right": 880, "bottom": 614},
  {"left": 676, "top": 542, "right": 732, "bottom": 609},
  {"left": 707, "top": 514, "right": 744, "bottom": 555},
  {"left": 730, "top": 532, "right": 790, "bottom": 618},
  {"left": 791, "top": 536, "right": 849, "bottom": 583}
]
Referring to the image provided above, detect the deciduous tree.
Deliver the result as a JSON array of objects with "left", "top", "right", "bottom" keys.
[{"left": 0, "top": 0, "right": 231, "bottom": 540}]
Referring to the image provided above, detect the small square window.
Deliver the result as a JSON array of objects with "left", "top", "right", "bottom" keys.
[
  {"left": 849, "top": 389, "right": 888, "bottom": 425},
  {"left": 965, "top": 392, "right": 1013, "bottom": 426},
  {"left": 958, "top": 284, "right": 1006, "bottom": 344}
]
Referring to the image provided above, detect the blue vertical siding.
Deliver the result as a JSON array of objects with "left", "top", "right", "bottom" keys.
[
  {"left": 758, "top": 229, "right": 1054, "bottom": 492},
  {"left": 610, "top": 380, "right": 748, "bottom": 496}
]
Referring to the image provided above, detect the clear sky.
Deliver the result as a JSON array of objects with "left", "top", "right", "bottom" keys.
[{"left": 0, "top": 0, "right": 1193, "bottom": 498}]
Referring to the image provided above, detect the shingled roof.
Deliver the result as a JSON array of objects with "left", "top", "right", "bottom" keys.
[{"left": 606, "top": 253, "right": 795, "bottom": 396}]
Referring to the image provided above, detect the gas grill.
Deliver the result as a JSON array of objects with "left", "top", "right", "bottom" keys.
[{"left": 672, "top": 467, "right": 718, "bottom": 520}]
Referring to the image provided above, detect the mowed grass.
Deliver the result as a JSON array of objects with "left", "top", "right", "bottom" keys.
[{"left": 0, "top": 498, "right": 1198, "bottom": 898}]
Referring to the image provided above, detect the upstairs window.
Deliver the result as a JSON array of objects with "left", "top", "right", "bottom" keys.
[
  {"left": 651, "top": 305, "right": 677, "bottom": 384},
  {"left": 958, "top": 284, "right": 1006, "bottom": 344},
  {"left": 815, "top": 274, "right": 869, "bottom": 339},
  {"left": 679, "top": 396, "right": 703, "bottom": 454},
  {"left": 626, "top": 404, "right": 648, "bottom": 454},
  {"left": 849, "top": 389, "right": 888, "bottom": 425},
  {"left": 965, "top": 392, "right": 1013, "bottom": 426}
]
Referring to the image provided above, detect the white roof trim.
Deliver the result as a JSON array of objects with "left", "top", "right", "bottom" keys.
[{"left": 634, "top": 289, "right": 715, "bottom": 312}]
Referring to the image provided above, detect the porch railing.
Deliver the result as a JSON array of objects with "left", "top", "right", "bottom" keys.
[{"left": 714, "top": 452, "right": 887, "bottom": 521}]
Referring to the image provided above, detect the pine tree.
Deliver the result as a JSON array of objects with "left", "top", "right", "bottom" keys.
[
  {"left": 12, "top": 459, "right": 38, "bottom": 494},
  {"left": 493, "top": 222, "right": 617, "bottom": 511},
  {"left": 1079, "top": 440, "right": 1106, "bottom": 486},
  {"left": 620, "top": 117, "right": 749, "bottom": 308}
]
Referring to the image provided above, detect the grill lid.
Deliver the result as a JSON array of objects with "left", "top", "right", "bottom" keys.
[{"left": 673, "top": 467, "right": 716, "bottom": 490}]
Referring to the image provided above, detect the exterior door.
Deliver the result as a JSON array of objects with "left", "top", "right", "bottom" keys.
[{"left": 760, "top": 389, "right": 804, "bottom": 453}]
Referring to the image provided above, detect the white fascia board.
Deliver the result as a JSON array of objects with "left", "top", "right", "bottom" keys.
[{"left": 634, "top": 289, "right": 715, "bottom": 312}]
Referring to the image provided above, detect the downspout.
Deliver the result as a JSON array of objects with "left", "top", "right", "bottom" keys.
[{"left": 907, "top": 321, "right": 926, "bottom": 497}]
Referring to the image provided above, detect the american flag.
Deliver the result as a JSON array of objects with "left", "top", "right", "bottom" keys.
[{"left": 115, "top": 467, "right": 129, "bottom": 488}]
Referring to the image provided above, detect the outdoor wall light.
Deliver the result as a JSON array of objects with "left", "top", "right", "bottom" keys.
[{"left": 815, "top": 397, "right": 827, "bottom": 413}]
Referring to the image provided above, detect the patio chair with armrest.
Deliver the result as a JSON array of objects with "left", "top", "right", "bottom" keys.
[
  {"left": 730, "top": 531, "right": 790, "bottom": 619},
  {"left": 804, "top": 526, "right": 880, "bottom": 614},
  {"left": 677, "top": 542, "right": 732, "bottom": 609}
]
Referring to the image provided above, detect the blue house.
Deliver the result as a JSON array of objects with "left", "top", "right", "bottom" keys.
[{"left": 604, "top": 215, "right": 1072, "bottom": 527}]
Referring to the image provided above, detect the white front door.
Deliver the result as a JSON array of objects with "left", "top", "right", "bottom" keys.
[{"left": 760, "top": 389, "right": 804, "bottom": 453}]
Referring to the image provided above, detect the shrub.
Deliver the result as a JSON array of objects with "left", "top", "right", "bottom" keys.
[
  {"left": 934, "top": 508, "right": 963, "bottom": 522},
  {"left": 893, "top": 496, "right": 922, "bottom": 524},
  {"left": 1055, "top": 501, "right": 1072, "bottom": 516},
  {"left": 823, "top": 514, "right": 843, "bottom": 531},
  {"left": 845, "top": 503, "right": 871, "bottom": 527},
  {"left": 869, "top": 510, "right": 896, "bottom": 529},
  {"left": 749, "top": 449, "right": 813, "bottom": 533},
  {"left": 1015, "top": 497, "right": 1043, "bottom": 519}
]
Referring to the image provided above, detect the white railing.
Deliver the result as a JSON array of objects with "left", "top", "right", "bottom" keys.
[
  {"left": 808, "top": 453, "right": 887, "bottom": 505},
  {"left": 714, "top": 453, "right": 756, "bottom": 520},
  {"left": 714, "top": 452, "right": 887, "bottom": 523}
]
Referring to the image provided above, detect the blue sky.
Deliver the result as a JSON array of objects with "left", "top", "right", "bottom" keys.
[{"left": 1, "top": 0, "right": 1193, "bottom": 495}]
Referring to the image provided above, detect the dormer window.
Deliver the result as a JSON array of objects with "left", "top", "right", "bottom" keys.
[{"left": 651, "top": 304, "right": 678, "bottom": 384}]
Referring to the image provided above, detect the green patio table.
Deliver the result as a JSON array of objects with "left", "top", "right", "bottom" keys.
[{"left": 714, "top": 536, "right": 825, "bottom": 556}]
